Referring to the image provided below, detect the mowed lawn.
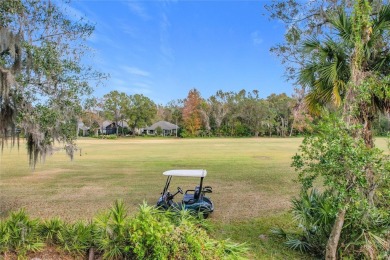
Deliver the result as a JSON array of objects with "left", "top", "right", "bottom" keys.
[{"left": 1, "top": 137, "right": 388, "bottom": 259}]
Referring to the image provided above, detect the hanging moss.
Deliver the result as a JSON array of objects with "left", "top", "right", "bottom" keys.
[{"left": 1, "top": 1, "right": 100, "bottom": 167}]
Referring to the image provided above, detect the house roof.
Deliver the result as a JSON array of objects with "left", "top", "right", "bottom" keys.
[
  {"left": 102, "top": 121, "right": 112, "bottom": 128},
  {"left": 102, "top": 121, "right": 129, "bottom": 128},
  {"left": 146, "top": 121, "right": 179, "bottom": 131}
]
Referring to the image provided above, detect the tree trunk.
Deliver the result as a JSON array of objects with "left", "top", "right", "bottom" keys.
[
  {"left": 360, "top": 104, "right": 374, "bottom": 148},
  {"left": 289, "top": 117, "right": 295, "bottom": 137},
  {"left": 280, "top": 117, "right": 284, "bottom": 137},
  {"left": 76, "top": 123, "right": 80, "bottom": 137},
  {"left": 88, "top": 247, "right": 95, "bottom": 260},
  {"left": 325, "top": 208, "right": 346, "bottom": 260},
  {"left": 268, "top": 124, "right": 272, "bottom": 137}
]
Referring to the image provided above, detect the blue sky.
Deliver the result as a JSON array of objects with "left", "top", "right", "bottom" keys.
[{"left": 68, "top": 0, "right": 290, "bottom": 105}]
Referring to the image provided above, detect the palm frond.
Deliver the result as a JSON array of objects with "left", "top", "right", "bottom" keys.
[
  {"left": 305, "top": 93, "right": 325, "bottom": 116},
  {"left": 328, "top": 9, "right": 353, "bottom": 43},
  {"left": 302, "top": 37, "right": 321, "bottom": 53},
  {"left": 332, "top": 80, "right": 343, "bottom": 107},
  {"left": 375, "top": 4, "right": 390, "bottom": 28},
  {"left": 319, "top": 60, "right": 339, "bottom": 86},
  {"left": 298, "top": 63, "right": 317, "bottom": 87},
  {"left": 285, "top": 238, "right": 312, "bottom": 252},
  {"left": 270, "top": 227, "right": 288, "bottom": 239}
]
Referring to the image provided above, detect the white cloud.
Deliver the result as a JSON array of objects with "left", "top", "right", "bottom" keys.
[
  {"left": 127, "top": 2, "right": 151, "bottom": 21},
  {"left": 122, "top": 66, "right": 151, "bottom": 77},
  {"left": 121, "top": 24, "right": 138, "bottom": 38},
  {"left": 132, "top": 82, "right": 152, "bottom": 89},
  {"left": 160, "top": 13, "right": 174, "bottom": 64},
  {"left": 251, "top": 31, "right": 263, "bottom": 45}
]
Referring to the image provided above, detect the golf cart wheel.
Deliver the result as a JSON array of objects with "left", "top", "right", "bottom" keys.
[{"left": 198, "top": 208, "right": 210, "bottom": 219}]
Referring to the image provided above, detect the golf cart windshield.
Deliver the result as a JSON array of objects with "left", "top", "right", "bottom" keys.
[{"left": 163, "top": 169, "right": 207, "bottom": 177}]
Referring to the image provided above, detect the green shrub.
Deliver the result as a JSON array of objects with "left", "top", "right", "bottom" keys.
[
  {"left": 272, "top": 189, "right": 336, "bottom": 256},
  {"left": 0, "top": 220, "right": 8, "bottom": 254},
  {"left": 91, "top": 134, "right": 118, "bottom": 139},
  {"left": 94, "top": 200, "right": 131, "bottom": 259},
  {"left": 130, "top": 204, "right": 248, "bottom": 260},
  {"left": 130, "top": 203, "right": 173, "bottom": 259},
  {"left": 0, "top": 209, "right": 44, "bottom": 257},
  {"left": 0, "top": 202, "right": 249, "bottom": 259},
  {"left": 277, "top": 116, "right": 390, "bottom": 258},
  {"left": 156, "top": 126, "right": 163, "bottom": 136},
  {"left": 38, "top": 217, "right": 65, "bottom": 245},
  {"left": 57, "top": 221, "right": 94, "bottom": 257}
]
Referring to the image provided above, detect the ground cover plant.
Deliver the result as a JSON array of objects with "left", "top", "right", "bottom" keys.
[
  {"left": 1, "top": 137, "right": 388, "bottom": 258},
  {"left": 0, "top": 200, "right": 247, "bottom": 259}
]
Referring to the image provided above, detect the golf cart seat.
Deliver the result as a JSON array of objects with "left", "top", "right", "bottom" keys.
[{"left": 183, "top": 186, "right": 201, "bottom": 204}]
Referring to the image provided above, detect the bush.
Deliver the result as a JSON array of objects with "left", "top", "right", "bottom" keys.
[
  {"left": 130, "top": 203, "right": 173, "bottom": 259},
  {"left": 0, "top": 202, "right": 248, "bottom": 259},
  {"left": 272, "top": 189, "right": 336, "bottom": 256},
  {"left": 0, "top": 209, "right": 44, "bottom": 257},
  {"left": 276, "top": 116, "right": 390, "bottom": 258},
  {"left": 57, "top": 221, "right": 94, "bottom": 257},
  {"left": 155, "top": 126, "right": 163, "bottom": 136},
  {"left": 38, "top": 217, "right": 65, "bottom": 245},
  {"left": 91, "top": 134, "right": 117, "bottom": 139},
  {"left": 94, "top": 200, "right": 132, "bottom": 259}
]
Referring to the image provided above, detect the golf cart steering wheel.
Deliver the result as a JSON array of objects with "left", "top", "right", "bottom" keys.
[{"left": 177, "top": 187, "right": 183, "bottom": 194}]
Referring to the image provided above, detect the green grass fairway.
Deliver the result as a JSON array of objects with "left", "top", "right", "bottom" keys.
[{"left": 1, "top": 137, "right": 388, "bottom": 259}]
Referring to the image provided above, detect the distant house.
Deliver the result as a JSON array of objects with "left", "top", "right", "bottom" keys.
[
  {"left": 101, "top": 121, "right": 117, "bottom": 135},
  {"left": 101, "top": 121, "right": 129, "bottom": 135},
  {"left": 145, "top": 121, "right": 179, "bottom": 136}
]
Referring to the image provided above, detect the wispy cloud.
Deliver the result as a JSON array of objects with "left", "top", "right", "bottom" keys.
[
  {"left": 108, "top": 79, "right": 152, "bottom": 96},
  {"left": 160, "top": 13, "right": 174, "bottom": 64},
  {"left": 132, "top": 82, "right": 152, "bottom": 89},
  {"left": 103, "top": 66, "right": 154, "bottom": 96},
  {"left": 121, "top": 23, "right": 138, "bottom": 38},
  {"left": 127, "top": 2, "right": 151, "bottom": 21},
  {"left": 122, "top": 66, "right": 151, "bottom": 77},
  {"left": 251, "top": 31, "right": 263, "bottom": 45}
]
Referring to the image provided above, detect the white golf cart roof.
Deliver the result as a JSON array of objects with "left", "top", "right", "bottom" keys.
[{"left": 163, "top": 169, "right": 207, "bottom": 177}]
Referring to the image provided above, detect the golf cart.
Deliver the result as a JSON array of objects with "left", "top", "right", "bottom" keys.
[{"left": 156, "top": 169, "right": 214, "bottom": 218}]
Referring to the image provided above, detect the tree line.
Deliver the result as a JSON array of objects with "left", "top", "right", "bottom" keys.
[
  {"left": 81, "top": 89, "right": 308, "bottom": 138},
  {"left": 82, "top": 88, "right": 388, "bottom": 138}
]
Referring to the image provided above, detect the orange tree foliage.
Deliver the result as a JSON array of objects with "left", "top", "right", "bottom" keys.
[{"left": 182, "top": 89, "right": 202, "bottom": 136}]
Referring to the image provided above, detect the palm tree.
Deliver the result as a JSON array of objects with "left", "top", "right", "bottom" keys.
[
  {"left": 298, "top": 5, "right": 390, "bottom": 147},
  {"left": 297, "top": 3, "right": 390, "bottom": 258}
]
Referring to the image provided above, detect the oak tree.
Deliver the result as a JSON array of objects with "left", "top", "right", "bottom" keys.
[{"left": 0, "top": 0, "right": 103, "bottom": 166}]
